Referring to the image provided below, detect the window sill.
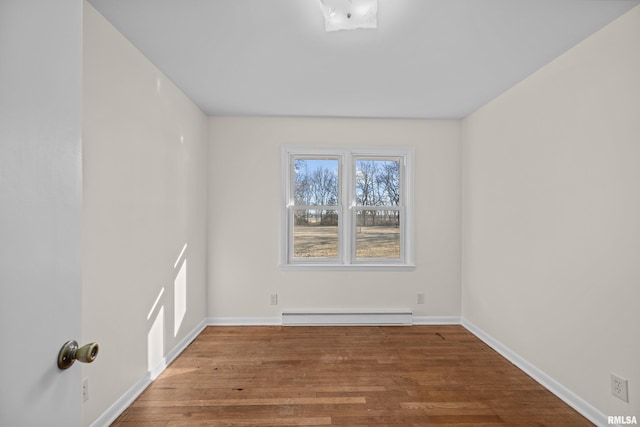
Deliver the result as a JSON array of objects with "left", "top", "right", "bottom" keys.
[{"left": 280, "top": 263, "right": 416, "bottom": 272}]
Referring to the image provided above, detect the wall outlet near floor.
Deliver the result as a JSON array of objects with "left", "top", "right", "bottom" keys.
[
  {"left": 611, "top": 373, "right": 629, "bottom": 402},
  {"left": 417, "top": 293, "right": 425, "bottom": 304},
  {"left": 82, "top": 378, "right": 89, "bottom": 402},
  {"left": 270, "top": 294, "right": 278, "bottom": 306}
]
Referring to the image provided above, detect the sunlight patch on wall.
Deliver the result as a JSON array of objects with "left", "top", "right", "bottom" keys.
[
  {"left": 147, "top": 305, "right": 164, "bottom": 372},
  {"left": 173, "top": 243, "right": 188, "bottom": 336},
  {"left": 174, "top": 259, "right": 187, "bottom": 337}
]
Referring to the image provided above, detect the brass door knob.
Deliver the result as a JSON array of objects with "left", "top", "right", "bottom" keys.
[{"left": 57, "top": 340, "right": 99, "bottom": 370}]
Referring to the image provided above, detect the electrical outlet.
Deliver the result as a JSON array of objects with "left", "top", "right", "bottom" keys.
[
  {"left": 417, "top": 293, "right": 425, "bottom": 304},
  {"left": 82, "top": 378, "right": 89, "bottom": 403},
  {"left": 611, "top": 373, "right": 629, "bottom": 402},
  {"left": 270, "top": 294, "right": 278, "bottom": 306}
]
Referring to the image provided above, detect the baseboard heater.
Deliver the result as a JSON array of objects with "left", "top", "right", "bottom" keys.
[{"left": 282, "top": 310, "right": 413, "bottom": 326}]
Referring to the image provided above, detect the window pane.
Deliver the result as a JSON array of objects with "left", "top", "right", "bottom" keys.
[
  {"left": 355, "top": 159, "right": 400, "bottom": 207},
  {"left": 293, "top": 209, "right": 339, "bottom": 258},
  {"left": 355, "top": 210, "right": 400, "bottom": 259},
  {"left": 294, "top": 158, "right": 339, "bottom": 206}
]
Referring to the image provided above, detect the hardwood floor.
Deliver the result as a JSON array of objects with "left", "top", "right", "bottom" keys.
[{"left": 112, "top": 326, "right": 593, "bottom": 426}]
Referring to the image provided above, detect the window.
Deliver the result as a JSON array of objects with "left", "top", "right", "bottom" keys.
[{"left": 281, "top": 146, "right": 414, "bottom": 269}]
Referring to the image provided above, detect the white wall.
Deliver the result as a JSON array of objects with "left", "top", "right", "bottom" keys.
[
  {"left": 208, "top": 117, "right": 461, "bottom": 320},
  {"left": 82, "top": 4, "right": 208, "bottom": 425},
  {"left": 462, "top": 4, "right": 640, "bottom": 421},
  {"left": 0, "top": 1, "right": 83, "bottom": 425}
]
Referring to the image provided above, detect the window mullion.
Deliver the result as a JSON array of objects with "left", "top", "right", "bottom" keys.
[{"left": 342, "top": 153, "right": 352, "bottom": 265}]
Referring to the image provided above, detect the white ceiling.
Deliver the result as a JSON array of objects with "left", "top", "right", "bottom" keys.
[{"left": 88, "top": 0, "right": 639, "bottom": 119}]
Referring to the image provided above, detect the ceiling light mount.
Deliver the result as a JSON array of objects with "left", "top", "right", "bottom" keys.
[{"left": 319, "top": 0, "right": 378, "bottom": 32}]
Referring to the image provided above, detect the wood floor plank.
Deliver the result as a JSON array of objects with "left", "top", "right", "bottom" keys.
[
  {"left": 111, "top": 326, "right": 593, "bottom": 426},
  {"left": 132, "top": 397, "right": 367, "bottom": 408}
]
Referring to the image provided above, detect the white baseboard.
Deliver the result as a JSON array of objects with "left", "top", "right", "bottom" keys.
[
  {"left": 206, "top": 315, "right": 461, "bottom": 326},
  {"left": 89, "top": 319, "right": 207, "bottom": 427},
  {"left": 207, "top": 315, "right": 462, "bottom": 326},
  {"left": 206, "top": 316, "right": 282, "bottom": 326},
  {"left": 461, "top": 318, "right": 609, "bottom": 427},
  {"left": 413, "top": 316, "right": 461, "bottom": 325}
]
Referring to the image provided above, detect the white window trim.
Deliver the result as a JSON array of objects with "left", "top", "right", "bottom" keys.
[{"left": 280, "top": 145, "right": 415, "bottom": 271}]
